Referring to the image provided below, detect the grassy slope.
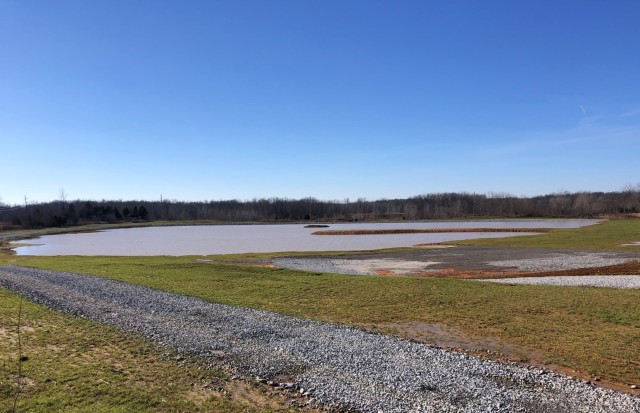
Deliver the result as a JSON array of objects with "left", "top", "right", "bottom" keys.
[{"left": 452, "top": 218, "right": 640, "bottom": 250}]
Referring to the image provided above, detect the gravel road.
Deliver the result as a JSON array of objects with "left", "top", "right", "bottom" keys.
[{"left": 1, "top": 265, "right": 638, "bottom": 413}]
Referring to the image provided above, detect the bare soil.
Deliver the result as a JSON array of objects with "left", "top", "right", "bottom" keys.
[{"left": 365, "top": 320, "right": 638, "bottom": 396}]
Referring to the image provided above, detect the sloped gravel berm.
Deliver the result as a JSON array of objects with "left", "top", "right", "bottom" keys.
[{"left": 1, "top": 265, "right": 638, "bottom": 413}]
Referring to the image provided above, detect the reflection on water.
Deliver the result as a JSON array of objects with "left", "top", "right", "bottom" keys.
[{"left": 12, "top": 220, "right": 600, "bottom": 256}]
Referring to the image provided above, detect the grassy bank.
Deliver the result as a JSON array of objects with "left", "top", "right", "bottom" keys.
[
  {"left": 0, "top": 287, "right": 308, "bottom": 412},
  {"left": 3, "top": 255, "right": 639, "bottom": 390},
  {"left": 452, "top": 218, "right": 640, "bottom": 250}
]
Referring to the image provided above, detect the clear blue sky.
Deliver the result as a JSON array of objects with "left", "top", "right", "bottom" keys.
[{"left": 2, "top": 1, "right": 639, "bottom": 205}]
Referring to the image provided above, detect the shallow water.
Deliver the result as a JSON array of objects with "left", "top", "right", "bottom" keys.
[{"left": 12, "top": 219, "right": 600, "bottom": 256}]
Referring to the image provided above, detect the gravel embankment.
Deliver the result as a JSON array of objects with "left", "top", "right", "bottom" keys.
[
  {"left": 479, "top": 275, "right": 640, "bottom": 289},
  {"left": 1, "top": 265, "right": 638, "bottom": 413}
]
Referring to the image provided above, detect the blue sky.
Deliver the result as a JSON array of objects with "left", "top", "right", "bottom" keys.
[{"left": 1, "top": 1, "right": 639, "bottom": 205}]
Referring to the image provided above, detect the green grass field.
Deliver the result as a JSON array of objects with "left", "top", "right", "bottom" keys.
[
  {"left": 1, "top": 218, "right": 639, "bottom": 410},
  {"left": 454, "top": 218, "right": 640, "bottom": 250}
]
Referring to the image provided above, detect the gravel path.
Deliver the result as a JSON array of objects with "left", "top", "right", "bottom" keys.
[
  {"left": 479, "top": 275, "right": 640, "bottom": 289},
  {"left": 1, "top": 265, "right": 638, "bottom": 413}
]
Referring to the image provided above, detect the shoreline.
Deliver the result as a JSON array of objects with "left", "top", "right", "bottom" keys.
[{"left": 312, "top": 228, "right": 554, "bottom": 235}]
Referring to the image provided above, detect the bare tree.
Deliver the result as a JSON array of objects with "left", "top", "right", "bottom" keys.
[{"left": 621, "top": 184, "right": 639, "bottom": 213}]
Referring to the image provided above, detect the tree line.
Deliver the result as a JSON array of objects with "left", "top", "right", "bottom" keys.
[{"left": 1, "top": 188, "right": 639, "bottom": 230}]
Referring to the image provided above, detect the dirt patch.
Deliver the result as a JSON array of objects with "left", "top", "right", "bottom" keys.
[
  {"left": 239, "top": 262, "right": 277, "bottom": 268},
  {"left": 414, "top": 267, "right": 518, "bottom": 279},
  {"left": 374, "top": 269, "right": 396, "bottom": 276},
  {"left": 371, "top": 321, "right": 535, "bottom": 358}
]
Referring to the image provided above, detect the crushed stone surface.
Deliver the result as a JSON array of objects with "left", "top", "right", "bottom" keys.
[
  {"left": 487, "top": 252, "right": 630, "bottom": 272},
  {"left": 272, "top": 248, "right": 640, "bottom": 276},
  {"left": 1, "top": 265, "right": 639, "bottom": 413},
  {"left": 273, "top": 257, "right": 440, "bottom": 275},
  {"left": 478, "top": 275, "right": 640, "bottom": 289}
]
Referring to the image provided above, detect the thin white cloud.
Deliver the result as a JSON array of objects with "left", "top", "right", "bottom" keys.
[
  {"left": 470, "top": 113, "right": 640, "bottom": 159},
  {"left": 620, "top": 107, "right": 640, "bottom": 118}
]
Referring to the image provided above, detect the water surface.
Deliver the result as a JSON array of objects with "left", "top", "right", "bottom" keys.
[{"left": 12, "top": 220, "right": 599, "bottom": 256}]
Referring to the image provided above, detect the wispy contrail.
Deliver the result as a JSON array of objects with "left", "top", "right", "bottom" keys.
[{"left": 580, "top": 105, "right": 588, "bottom": 117}]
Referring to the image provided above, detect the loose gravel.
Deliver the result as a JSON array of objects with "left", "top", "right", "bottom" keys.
[
  {"left": 479, "top": 275, "right": 640, "bottom": 289},
  {"left": 272, "top": 249, "right": 640, "bottom": 276},
  {"left": 1, "top": 265, "right": 639, "bottom": 413},
  {"left": 488, "top": 253, "right": 630, "bottom": 272},
  {"left": 273, "top": 257, "right": 440, "bottom": 275}
]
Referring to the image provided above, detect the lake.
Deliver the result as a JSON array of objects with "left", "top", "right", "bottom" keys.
[{"left": 11, "top": 220, "right": 600, "bottom": 256}]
